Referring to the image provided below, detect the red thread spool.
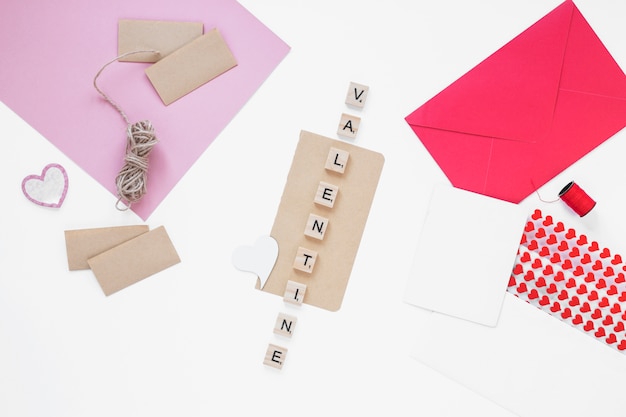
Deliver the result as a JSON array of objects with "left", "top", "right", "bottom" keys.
[{"left": 558, "top": 181, "right": 596, "bottom": 217}]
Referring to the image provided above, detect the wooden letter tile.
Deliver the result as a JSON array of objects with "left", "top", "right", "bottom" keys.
[
  {"left": 264, "top": 344, "right": 288, "bottom": 370},
  {"left": 325, "top": 147, "right": 349, "bottom": 174},
  {"left": 293, "top": 246, "right": 318, "bottom": 273},
  {"left": 304, "top": 213, "right": 329, "bottom": 240},
  {"left": 314, "top": 181, "right": 339, "bottom": 208},
  {"left": 337, "top": 113, "right": 361, "bottom": 139},
  {"left": 283, "top": 280, "right": 307, "bottom": 305},
  {"left": 273, "top": 312, "right": 298, "bottom": 338},
  {"left": 345, "top": 82, "right": 369, "bottom": 108}
]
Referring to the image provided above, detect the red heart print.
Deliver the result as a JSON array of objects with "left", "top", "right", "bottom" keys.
[
  {"left": 565, "top": 278, "right": 576, "bottom": 288},
  {"left": 592, "top": 260, "right": 603, "bottom": 270},
  {"left": 520, "top": 234, "right": 528, "bottom": 245},
  {"left": 599, "top": 297, "right": 609, "bottom": 308},
  {"left": 573, "top": 266, "right": 584, "bottom": 276},
  {"left": 589, "top": 241, "right": 599, "bottom": 251},
  {"left": 615, "top": 322, "right": 625, "bottom": 333},
  {"left": 554, "top": 222, "right": 564, "bottom": 233},
  {"left": 539, "top": 246, "right": 550, "bottom": 257},
  {"left": 622, "top": 311, "right": 626, "bottom": 321},
  {"left": 606, "top": 333, "right": 617, "bottom": 344},
  {"left": 603, "top": 315, "right": 614, "bottom": 326},
  {"left": 520, "top": 252, "right": 531, "bottom": 263},
  {"left": 576, "top": 284, "right": 587, "bottom": 294},
  {"left": 592, "top": 309, "right": 602, "bottom": 319},
  {"left": 542, "top": 216, "right": 553, "bottom": 226},
  {"left": 528, "top": 289, "right": 539, "bottom": 300},
  {"left": 608, "top": 285, "right": 618, "bottom": 296},
  {"left": 557, "top": 240, "right": 568, "bottom": 251},
  {"left": 612, "top": 254, "right": 623, "bottom": 265},
  {"left": 513, "top": 264, "right": 523, "bottom": 275},
  {"left": 550, "top": 301, "right": 561, "bottom": 313},
  {"left": 581, "top": 302, "right": 591, "bottom": 313},
  {"left": 596, "top": 279, "right": 607, "bottom": 289},
  {"left": 524, "top": 270, "right": 535, "bottom": 281},
  {"left": 620, "top": 292, "right": 626, "bottom": 302},
  {"left": 573, "top": 314, "right": 583, "bottom": 325},
  {"left": 562, "top": 259, "right": 573, "bottom": 270},
  {"left": 561, "top": 308, "right": 572, "bottom": 319},
  {"left": 554, "top": 271, "right": 565, "bottom": 282},
  {"left": 508, "top": 276, "right": 516, "bottom": 287},
  {"left": 539, "top": 295, "right": 550, "bottom": 306},
  {"left": 584, "top": 272, "right": 595, "bottom": 283},
  {"left": 588, "top": 290, "right": 599, "bottom": 301},
  {"left": 594, "top": 327, "right": 606, "bottom": 337},
  {"left": 600, "top": 248, "right": 611, "bottom": 258},
  {"left": 551, "top": 253, "right": 562, "bottom": 263},
  {"left": 535, "top": 228, "right": 546, "bottom": 239},
  {"left": 536, "top": 277, "right": 546, "bottom": 287},
  {"left": 568, "top": 296, "right": 580, "bottom": 307},
  {"left": 584, "top": 321, "right": 594, "bottom": 331},
  {"left": 524, "top": 221, "right": 535, "bottom": 232},
  {"left": 547, "top": 234, "right": 557, "bottom": 245},
  {"left": 604, "top": 266, "right": 615, "bottom": 277},
  {"left": 543, "top": 265, "right": 554, "bottom": 275},
  {"left": 528, "top": 240, "right": 539, "bottom": 251},
  {"left": 616, "top": 273, "right": 625, "bottom": 283},
  {"left": 566, "top": 229, "right": 576, "bottom": 239},
  {"left": 532, "top": 259, "right": 542, "bottom": 269},
  {"left": 547, "top": 283, "right": 558, "bottom": 294},
  {"left": 558, "top": 289, "right": 569, "bottom": 300},
  {"left": 618, "top": 340, "right": 626, "bottom": 351},
  {"left": 516, "top": 282, "right": 528, "bottom": 293},
  {"left": 611, "top": 303, "right": 621, "bottom": 314},
  {"left": 569, "top": 247, "right": 580, "bottom": 258},
  {"left": 531, "top": 209, "right": 542, "bottom": 220},
  {"left": 577, "top": 235, "right": 588, "bottom": 245},
  {"left": 581, "top": 253, "right": 591, "bottom": 264}
]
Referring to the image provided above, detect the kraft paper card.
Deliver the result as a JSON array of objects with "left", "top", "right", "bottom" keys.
[
  {"left": 404, "top": 184, "right": 527, "bottom": 326},
  {"left": 65, "top": 225, "right": 149, "bottom": 270},
  {"left": 145, "top": 28, "right": 237, "bottom": 105},
  {"left": 87, "top": 226, "right": 180, "bottom": 296},
  {"left": 262, "top": 130, "right": 384, "bottom": 311},
  {"left": 118, "top": 19, "right": 204, "bottom": 63},
  {"left": 0, "top": 0, "right": 290, "bottom": 220}
]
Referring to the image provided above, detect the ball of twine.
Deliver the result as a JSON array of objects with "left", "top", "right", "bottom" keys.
[
  {"left": 93, "top": 49, "right": 160, "bottom": 211},
  {"left": 115, "top": 120, "right": 157, "bottom": 210}
]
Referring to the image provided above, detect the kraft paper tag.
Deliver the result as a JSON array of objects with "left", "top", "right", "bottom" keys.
[
  {"left": 118, "top": 19, "right": 203, "bottom": 63},
  {"left": 64, "top": 225, "right": 149, "bottom": 270},
  {"left": 87, "top": 226, "right": 181, "bottom": 296},
  {"left": 145, "top": 28, "right": 238, "bottom": 105},
  {"left": 263, "top": 131, "right": 384, "bottom": 311}
]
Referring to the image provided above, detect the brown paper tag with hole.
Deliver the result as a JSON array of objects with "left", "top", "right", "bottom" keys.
[
  {"left": 145, "top": 28, "right": 237, "bottom": 105},
  {"left": 87, "top": 226, "right": 181, "bottom": 296},
  {"left": 118, "top": 19, "right": 203, "bottom": 63},
  {"left": 64, "top": 225, "right": 150, "bottom": 270},
  {"left": 262, "top": 131, "right": 384, "bottom": 311}
]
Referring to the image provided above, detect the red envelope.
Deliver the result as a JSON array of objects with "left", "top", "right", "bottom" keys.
[{"left": 406, "top": 0, "right": 626, "bottom": 203}]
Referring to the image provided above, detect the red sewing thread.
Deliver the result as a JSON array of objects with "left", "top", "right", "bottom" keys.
[{"left": 558, "top": 181, "right": 596, "bottom": 217}]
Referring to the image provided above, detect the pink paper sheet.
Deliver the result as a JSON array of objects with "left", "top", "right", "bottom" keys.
[{"left": 0, "top": 0, "right": 289, "bottom": 219}]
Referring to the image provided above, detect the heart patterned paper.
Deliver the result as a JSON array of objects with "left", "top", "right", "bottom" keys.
[
  {"left": 21, "top": 163, "right": 68, "bottom": 208},
  {"left": 508, "top": 209, "right": 626, "bottom": 352}
]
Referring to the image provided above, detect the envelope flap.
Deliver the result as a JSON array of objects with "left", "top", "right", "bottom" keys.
[{"left": 406, "top": 1, "right": 574, "bottom": 143}]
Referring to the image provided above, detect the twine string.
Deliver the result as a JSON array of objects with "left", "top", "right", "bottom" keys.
[{"left": 93, "top": 50, "right": 160, "bottom": 210}]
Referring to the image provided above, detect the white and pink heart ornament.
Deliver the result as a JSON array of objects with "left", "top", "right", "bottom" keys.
[{"left": 21, "top": 163, "right": 69, "bottom": 208}]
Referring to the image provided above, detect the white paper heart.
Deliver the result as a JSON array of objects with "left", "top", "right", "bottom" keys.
[
  {"left": 21, "top": 163, "right": 69, "bottom": 208},
  {"left": 232, "top": 235, "right": 279, "bottom": 290}
]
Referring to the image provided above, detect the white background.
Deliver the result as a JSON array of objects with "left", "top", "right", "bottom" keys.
[{"left": 3, "top": 0, "right": 626, "bottom": 416}]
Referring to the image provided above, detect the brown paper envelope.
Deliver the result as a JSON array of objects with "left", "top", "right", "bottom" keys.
[
  {"left": 87, "top": 226, "right": 181, "bottom": 296},
  {"left": 263, "top": 131, "right": 384, "bottom": 311},
  {"left": 117, "top": 19, "right": 203, "bottom": 63},
  {"left": 65, "top": 225, "right": 149, "bottom": 270},
  {"left": 145, "top": 28, "right": 237, "bottom": 105}
]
